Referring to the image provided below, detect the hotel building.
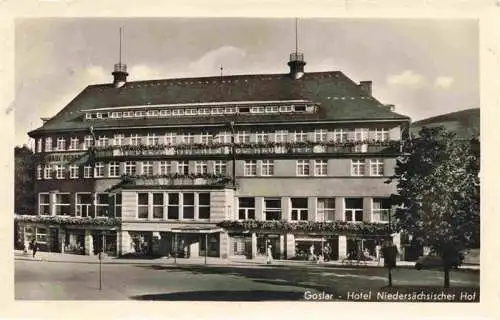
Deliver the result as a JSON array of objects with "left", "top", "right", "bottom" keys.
[{"left": 16, "top": 50, "right": 410, "bottom": 261}]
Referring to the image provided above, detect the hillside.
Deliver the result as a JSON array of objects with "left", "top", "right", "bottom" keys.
[{"left": 411, "top": 108, "right": 479, "bottom": 138}]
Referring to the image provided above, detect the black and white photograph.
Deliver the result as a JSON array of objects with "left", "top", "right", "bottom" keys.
[{"left": 11, "top": 16, "right": 481, "bottom": 305}]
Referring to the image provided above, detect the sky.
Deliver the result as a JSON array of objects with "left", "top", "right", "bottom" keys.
[{"left": 14, "top": 18, "right": 479, "bottom": 146}]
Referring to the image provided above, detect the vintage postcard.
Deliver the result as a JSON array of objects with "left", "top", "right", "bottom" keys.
[{"left": 1, "top": 1, "right": 497, "bottom": 319}]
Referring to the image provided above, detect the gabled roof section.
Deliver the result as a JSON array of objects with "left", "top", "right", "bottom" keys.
[{"left": 29, "top": 71, "right": 409, "bottom": 136}]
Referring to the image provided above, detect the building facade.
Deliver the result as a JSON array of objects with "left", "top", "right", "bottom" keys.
[{"left": 17, "top": 51, "right": 411, "bottom": 261}]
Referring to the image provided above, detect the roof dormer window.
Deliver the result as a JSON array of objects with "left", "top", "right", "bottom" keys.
[
  {"left": 85, "top": 113, "right": 92, "bottom": 119},
  {"left": 160, "top": 109, "right": 170, "bottom": 116},
  {"left": 199, "top": 108, "right": 210, "bottom": 115},
  {"left": 185, "top": 108, "right": 197, "bottom": 116},
  {"left": 123, "top": 111, "right": 133, "bottom": 118},
  {"left": 96, "top": 113, "right": 103, "bottom": 119},
  {"left": 172, "top": 109, "right": 184, "bottom": 116}
]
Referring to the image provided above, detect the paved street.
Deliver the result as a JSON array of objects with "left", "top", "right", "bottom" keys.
[{"left": 15, "top": 257, "right": 479, "bottom": 301}]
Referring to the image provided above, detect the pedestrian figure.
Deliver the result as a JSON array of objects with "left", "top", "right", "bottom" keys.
[
  {"left": 266, "top": 244, "right": 273, "bottom": 264},
  {"left": 375, "top": 244, "right": 381, "bottom": 265},
  {"left": 30, "top": 239, "right": 38, "bottom": 258},
  {"left": 23, "top": 240, "right": 29, "bottom": 255},
  {"left": 323, "top": 243, "right": 331, "bottom": 262},
  {"left": 309, "top": 244, "right": 317, "bottom": 262}
]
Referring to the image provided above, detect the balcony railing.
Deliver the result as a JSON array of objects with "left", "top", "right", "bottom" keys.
[
  {"left": 93, "top": 140, "right": 401, "bottom": 159},
  {"left": 113, "top": 174, "right": 234, "bottom": 189}
]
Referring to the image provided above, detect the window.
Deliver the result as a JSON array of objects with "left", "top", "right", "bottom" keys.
[
  {"left": 113, "top": 134, "right": 124, "bottom": 146},
  {"left": 142, "top": 161, "right": 153, "bottom": 176},
  {"left": 265, "top": 105, "right": 279, "bottom": 113},
  {"left": 146, "top": 133, "right": 159, "bottom": 146},
  {"left": 138, "top": 193, "right": 149, "bottom": 219},
  {"left": 216, "top": 132, "right": 231, "bottom": 144},
  {"left": 213, "top": 161, "right": 226, "bottom": 175},
  {"left": 237, "top": 131, "right": 250, "bottom": 143},
  {"left": 36, "top": 165, "right": 42, "bottom": 180},
  {"left": 130, "top": 134, "right": 140, "bottom": 146},
  {"left": 164, "top": 132, "right": 176, "bottom": 145},
  {"left": 55, "top": 193, "right": 71, "bottom": 216},
  {"left": 35, "top": 227, "right": 48, "bottom": 243},
  {"left": 108, "top": 162, "right": 120, "bottom": 177},
  {"left": 274, "top": 130, "right": 288, "bottom": 143},
  {"left": 183, "top": 133, "right": 195, "bottom": 144},
  {"left": 279, "top": 105, "right": 293, "bottom": 112},
  {"left": 39, "top": 193, "right": 50, "bottom": 215},
  {"left": 198, "top": 108, "right": 210, "bottom": 115},
  {"left": 238, "top": 198, "right": 255, "bottom": 220},
  {"left": 185, "top": 108, "right": 197, "bottom": 116},
  {"left": 296, "top": 160, "right": 310, "bottom": 176},
  {"left": 123, "top": 111, "right": 133, "bottom": 118},
  {"left": 194, "top": 161, "right": 208, "bottom": 174},
  {"left": 96, "top": 136, "right": 109, "bottom": 147},
  {"left": 45, "top": 137, "right": 52, "bottom": 152},
  {"left": 55, "top": 164, "right": 65, "bottom": 179},
  {"left": 177, "top": 161, "right": 189, "bottom": 175},
  {"left": 69, "top": 137, "right": 79, "bottom": 150},
  {"left": 345, "top": 198, "right": 364, "bottom": 222},
  {"left": 225, "top": 107, "right": 236, "bottom": 114},
  {"left": 125, "top": 161, "right": 136, "bottom": 176},
  {"left": 114, "top": 193, "right": 122, "bottom": 217},
  {"left": 244, "top": 160, "right": 257, "bottom": 176},
  {"left": 69, "top": 165, "right": 79, "bottom": 179},
  {"left": 251, "top": 106, "right": 265, "bottom": 113},
  {"left": 183, "top": 193, "right": 195, "bottom": 219},
  {"left": 291, "top": 198, "right": 308, "bottom": 221},
  {"left": 314, "top": 129, "right": 327, "bottom": 142},
  {"left": 318, "top": 198, "right": 335, "bottom": 222},
  {"left": 199, "top": 193, "right": 211, "bottom": 219},
  {"left": 314, "top": 160, "right": 327, "bottom": 176},
  {"left": 293, "top": 130, "right": 307, "bottom": 142},
  {"left": 159, "top": 161, "right": 172, "bottom": 175},
  {"left": 354, "top": 128, "right": 369, "bottom": 141},
  {"left": 84, "top": 136, "right": 93, "bottom": 149},
  {"left": 153, "top": 193, "right": 164, "bottom": 219},
  {"left": 351, "top": 159, "right": 365, "bottom": 176},
  {"left": 261, "top": 160, "right": 274, "bottom": 176},
  {"left": 373, "top": 198, "right": 391, "bottom": 222},
  {"left": 167, "top": 193, "right": 179, "bottom": 219},
  {"left": 211, "top": 107, "right": 224, "bottom": 115},
  {"left": 200, "top": 132, "right": 212, "bottom": 144},
  {"left": 264, "top": 198, "right": 281, "bottom": 221},
  {"left": 333, "top": 129, "right": 348, "bottom": 142},
  {"left": 43, "top": 165, "right": 52, "bottom": 179},
  {"left": 159, "top": 109, "right": 171, "bottom": 117},
  {"left": 95, "top": 193, "right": 109, "bottom": 217},
  {"left": 37, "top": 139, "right": 42, "bottom": 153},
  {"left": 94, "top": 162, "right": 104, "bottom": 178},
  {"left": 135, "top": 111, "right": 146, "bottom": 117},
  {"left": 370, "top": 159, "right": 384, "bottom": 176},
  {"left": 76, "top": 193, "right": 92, "bottom": 217},
  {"left": 56, "top": 137, "right": 66, "bottom": 151},
  {"left": 256, "top": 132, "right": 269, "bottom": 143},
  {"left": 84, "top": 165, "right": 93, "bottom": 178},
  {"left": 374, "top": 128, "right": 389, "bottom": 141}
]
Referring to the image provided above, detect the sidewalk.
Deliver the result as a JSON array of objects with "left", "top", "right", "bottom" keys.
[{"left": 14, "top": 250, "right": 479, "bottom": 270}]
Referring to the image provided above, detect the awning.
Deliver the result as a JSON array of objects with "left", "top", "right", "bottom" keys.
[{"left": 170, "top": 227, "right": 223, "bottom": 234}]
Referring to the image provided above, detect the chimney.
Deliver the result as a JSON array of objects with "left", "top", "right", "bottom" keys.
[
  {"left": 112, "top": 63, "right": 128, "bottom": 88},
  {"left": 359, "top": 81, "right": 372, "bottom": 96}
]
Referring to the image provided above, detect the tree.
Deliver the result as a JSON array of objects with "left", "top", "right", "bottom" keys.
[
  {"left": 388, "top": 126, "right": 480, "bottom": 287},
  {"left": 15, "top": 145, "right": 35, "bottom": 215}
]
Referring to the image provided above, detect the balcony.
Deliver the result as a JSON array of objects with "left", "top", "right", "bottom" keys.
[
  {"left": 94, "top": 140, "right": 401, "bottom": 159},
  {"left": 112, "top": 174, "right": 234, "bottom": 190}
]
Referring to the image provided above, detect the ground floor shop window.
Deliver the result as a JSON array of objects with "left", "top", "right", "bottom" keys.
[
  {"left": 230, "top": 235, "right": 249, "bottom": 256},
  {"left": 372, "top": 198, "right": 391, "bottom": 222},
  {"left": 64, "top": 230, "right": 85, "bottom": 255},
  {"left": 317, "top": 198, "right": 335, "bottom": 222},
  {"left": 76, "top": 193, "right": 92, "bottom": 217},
  {"left": 257, "top": 235, "right": 280, "bottom": 259},
  {"left": 38, "top": 193, "right": 50, "bottom": 215},
  {"left": 95, "top": 193, "right": 109, "bottom": 217},
  {"left": 345, "top": 198, "right": 364, "bottom": 222},
  {"left": 291, "top": 198, "right": 308, "bottom": 221},
  {"left": 238, "top": 197, "right": 255, "bottom": 220},
  {"left": 264, "top": 198, "right": 281, "bottom": 221}
]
